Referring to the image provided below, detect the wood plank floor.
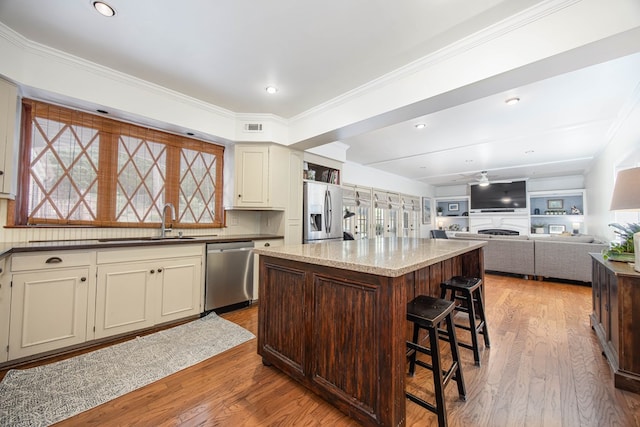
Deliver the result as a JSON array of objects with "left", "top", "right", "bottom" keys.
[{"left": 2, "top": 274, "right": 639, "bottom": 426}]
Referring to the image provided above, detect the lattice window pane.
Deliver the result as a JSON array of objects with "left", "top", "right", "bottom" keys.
[
  {"left": 27, "top": 117, "right": 99, "bottom": 222},
  {"left": 179, "top": 148, "right": 217, "bottom": 224},
  {"left": 116, "top": 135, "right": 167, "bottom": 223}
]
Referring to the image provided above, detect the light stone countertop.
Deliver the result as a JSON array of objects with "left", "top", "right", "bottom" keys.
[{"left": 254, "top": 237, "right": 486, "bottom": 278}]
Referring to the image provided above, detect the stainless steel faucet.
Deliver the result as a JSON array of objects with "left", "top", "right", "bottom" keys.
[{"left": 161, "top": 203, "right": 176, "bottom": 238}]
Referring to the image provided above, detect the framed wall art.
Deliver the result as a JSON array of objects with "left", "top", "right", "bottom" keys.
[
  {"left": 547, "top": 199, "right": 563, "bottom": 209},
  {"left": 422, "top": 197, "right": 432, "bottom": 225}
]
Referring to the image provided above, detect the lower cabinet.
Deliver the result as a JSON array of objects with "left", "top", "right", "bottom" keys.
[
  {"left": 95, "top": 245, "right": 203, "bottom": 340},
  {"left": 0, "top": 257, "right": 11, "bottom": 362},
  {"left": 2, "top": 245, "right": 203, "bottom": 363},
  {"left": 10, "top": 268, "right": 90, "bottom": 360},
  {"left": 591, "top": 254, "right": 640, "bottom": 394},
  {"left": 252, "top": 238, "right": 284, "bottom": 301}
]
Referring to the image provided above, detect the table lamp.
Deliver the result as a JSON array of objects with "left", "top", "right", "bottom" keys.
[{"left": 609, "top": 166, "right": 640, "bottom": 272}]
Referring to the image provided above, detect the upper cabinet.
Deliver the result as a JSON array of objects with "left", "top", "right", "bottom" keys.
[
  {"left": 0, "top": 78, "right": 18, "bottom": 198},
  {"left": 233, "top": 143, "right": 289, "bottom": 209}
]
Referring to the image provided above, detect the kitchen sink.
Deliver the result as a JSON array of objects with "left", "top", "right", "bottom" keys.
[{"left": 97, "top": 236, "right": 197, "bottom": 242}]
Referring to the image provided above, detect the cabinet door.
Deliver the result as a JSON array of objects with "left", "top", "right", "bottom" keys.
[
  {"left": 0, "top": 79, "right": 18, "bottom": 197},
  {"left": 95, "top": 262, "right": 155, "bottom": 339},
  {"left": 9, "top": 268, "right": 89, "bottom": 359},
  {"left": 155, "top": 256, "right": 202, "bottom": 324},
  {"left": 253, "top": 239, "right": 285, "bottom": 300},
  {"left": 235, "top": 145, "right": 269, "bottom": 207},
  {"left": 0, "top": 258, "right": 10, "bottom": 362}
]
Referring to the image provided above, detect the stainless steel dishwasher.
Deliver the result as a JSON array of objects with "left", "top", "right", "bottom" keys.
[{"left": 205, "top": 241, "right": 254, "bottom": 311}]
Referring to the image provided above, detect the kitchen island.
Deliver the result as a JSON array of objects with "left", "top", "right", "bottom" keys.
[{"left": 255, "top": 238, "right": 486, "bottom": 427}]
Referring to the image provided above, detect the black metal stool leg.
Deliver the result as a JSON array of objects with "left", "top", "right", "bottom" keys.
[
  {"left": 465, "top": 288, "right": 481, "bottom": 366},
  {"left": 428, "top": 324, "right": 447, "bottom": 427},
  {"left": 446, "top": 312, "right": 466, "bottom": 400},
  {"left": 408, "top": 322, "right": 420, "bottom": 376},
  {"left": 475, "top": 287, "right": 491, "bottom": 348}
]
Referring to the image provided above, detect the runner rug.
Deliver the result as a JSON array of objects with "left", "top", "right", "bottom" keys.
[{"left": 0, "top": 312, "right": 254, "bottom": 426}]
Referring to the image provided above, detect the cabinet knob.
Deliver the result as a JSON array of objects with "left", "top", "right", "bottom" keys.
[
  {"left": 0, "top": 170, "right": 4, "bottom": 176},
  {"left": 238, "top": 194, "right": 242, "bottom": 198},
  {"left": 80, "top": 277, "right": 87, "bottom": 282},
  {"left": 264, "top": 242, "right": 270, "bottom": 247},
  {"left": 157, "top": 268, "right": 163, "bottom": 273},
  {"left": 150, "top": 269, "right": 155, "bottom": 274},
  {"left": 0, "top": 267, "right": 3, "bottom": 274}
]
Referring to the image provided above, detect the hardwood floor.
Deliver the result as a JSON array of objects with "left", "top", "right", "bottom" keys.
[{"left": 2, "top": 274, "right": 639, "bottom": 426}]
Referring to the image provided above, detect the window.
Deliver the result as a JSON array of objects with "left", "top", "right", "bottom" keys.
[{"left": 14, "top": 99, "right": 224, "bottom": 228}]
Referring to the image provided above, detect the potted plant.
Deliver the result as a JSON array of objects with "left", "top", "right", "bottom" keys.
[
  {"left": 603, "top": 222, "right": 640, "bottom": 261},
  {"left": 532, "top": 223, "right": 545, "bottom": 234},
  {"left": 436, "top": 206, "right": 443, "bottom": 216}
]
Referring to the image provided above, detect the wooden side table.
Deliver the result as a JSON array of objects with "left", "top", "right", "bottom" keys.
[{"left": 590, "top": 253, "right": 640, "bottom": 394}]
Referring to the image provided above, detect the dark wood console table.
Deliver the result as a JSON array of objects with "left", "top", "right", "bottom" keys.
[
  {"left": 255, "top": 238, "right": 485, "bottom": 426},
  {"left": 590, "top": 253, "right": 640, "bottom": 394}
]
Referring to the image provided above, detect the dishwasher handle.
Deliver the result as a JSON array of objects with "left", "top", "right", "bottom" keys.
[{"left": 206, "top": 241, "right": 253, "bottom": 254}]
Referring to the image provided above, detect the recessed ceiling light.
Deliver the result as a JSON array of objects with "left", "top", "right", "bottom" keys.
[
  {"left": 93, "top": 1, "right": 116, "bottom": 17},
  {"left": 265, "top": 86, "right": 278, "bottom": 94},
  {"left": 505, "top": 97, "right": 520, "bottom": 105},
  {"left": 414, "top": 123, "right": 427, "bottom": 129}
]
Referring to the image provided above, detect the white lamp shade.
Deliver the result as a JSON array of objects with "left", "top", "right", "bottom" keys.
[
  {"left": 610, "top": 167, "right": 640, "bottom": 211},
  {"left": 610, "top": 166, "right": 640, "bottom": 273}
]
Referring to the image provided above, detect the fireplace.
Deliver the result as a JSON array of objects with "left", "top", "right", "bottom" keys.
[{"left": 469, "top": 213, "right": 530, "bottom": 235}]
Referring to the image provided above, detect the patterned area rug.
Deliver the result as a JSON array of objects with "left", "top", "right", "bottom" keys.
[{"left": 0, "top": 312, "right": 255, "bottom": 426}]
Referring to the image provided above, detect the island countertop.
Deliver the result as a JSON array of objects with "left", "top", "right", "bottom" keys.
[{"left": 254, "top": 237, "right": 486, "bottom": 277}]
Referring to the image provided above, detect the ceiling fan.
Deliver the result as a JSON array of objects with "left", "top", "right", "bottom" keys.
[{"left": 476, "top": 171, "right": 490, "bottom": 187}]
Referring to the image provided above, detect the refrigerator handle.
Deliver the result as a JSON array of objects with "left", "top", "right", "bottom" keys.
[{"left": 325, "top": 189, "right": 332, "bottom": 233}]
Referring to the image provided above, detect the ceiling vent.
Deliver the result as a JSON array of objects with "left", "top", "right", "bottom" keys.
[{"left": 243, "top": 123, "right": 263, "bottom": 132}]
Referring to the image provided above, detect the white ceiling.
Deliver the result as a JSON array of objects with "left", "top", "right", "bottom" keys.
[{"left": 1, "top": 0, "right": 639, "bottom": 186}]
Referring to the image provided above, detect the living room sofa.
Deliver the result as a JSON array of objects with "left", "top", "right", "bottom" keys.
[{"left": 450, "top": 232, "right": 608, "bottom": 283}]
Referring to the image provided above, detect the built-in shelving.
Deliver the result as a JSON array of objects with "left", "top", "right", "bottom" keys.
[
  {"left": 528, "top": 189, "right": 586, "bottom": 235},
  {"left": 303, "top": 161, "right": 340, "bottom": 184},
  {"left": 435, "top": 197, "right": 470, "bottom": 232}
]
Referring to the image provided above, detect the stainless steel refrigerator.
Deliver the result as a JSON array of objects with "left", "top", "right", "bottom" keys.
[{"left": 303, "top": 181, "right": 343, "bottom": 243}]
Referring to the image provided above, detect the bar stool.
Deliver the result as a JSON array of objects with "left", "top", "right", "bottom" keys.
[
  {"left": 406, "top": 295, "right": 466, "bottom": 427},
  {"left": 439, "top": 276, "right": 490, "bottom": 366}
]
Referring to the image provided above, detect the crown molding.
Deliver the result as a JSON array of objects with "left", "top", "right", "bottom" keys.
[
  {"left": 0, "top": 22, "right": 237, "bottom": 120},
  {"left": 290, "top": 0, "right": 581, "bottom": 123}
]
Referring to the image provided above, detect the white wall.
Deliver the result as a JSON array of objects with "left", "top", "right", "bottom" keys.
[{"left": 584, "top": 95, "right": 640, "bottom": 242}]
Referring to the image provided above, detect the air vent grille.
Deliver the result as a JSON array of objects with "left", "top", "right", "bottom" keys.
[{"left": 244, "top": 123, "right": 263, "bottom": 132}]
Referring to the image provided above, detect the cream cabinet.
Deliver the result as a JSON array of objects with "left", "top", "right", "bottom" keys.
[
  {"left": 252, "top": 238, "right": 284, "bottom": 300},
  {"left": 234, "top": 144, "right": 289, "bottom": 209},
  {"left": 286, "top": 150, "right": 304, "bottom": 245},
  {"left": 155, "top": 256, "right": 203, "bottom": 324},
  {"left": 0, "top": 257, "right": 10, "bottom": 362},
  {"left": 8, "top": 251, "right": 94, "bottom": 360},
  {"left": 0, "top": 78, "right": 18, "bottom": 198},
  {"left": 95, "top": 245, "right": 203, "bottom": 339}
]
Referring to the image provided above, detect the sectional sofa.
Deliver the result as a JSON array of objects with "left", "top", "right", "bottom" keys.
[{"left": 450, "top": 232, "right": 609, "bottom": 283}]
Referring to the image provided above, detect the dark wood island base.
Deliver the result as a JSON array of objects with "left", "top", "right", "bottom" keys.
[{"left": 256, "top": 238, "right": 485, "bottom": 426}]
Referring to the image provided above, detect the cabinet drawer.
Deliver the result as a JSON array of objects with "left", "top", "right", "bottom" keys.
[
  {"left": 11, "top": 251, "right": 93, "bottom": 272},
  {"left": 97, "top": 244, "right": 203, "bottom": 264},
  {"left": 253, "top": 238, "right": 284, "bottom": 249}
]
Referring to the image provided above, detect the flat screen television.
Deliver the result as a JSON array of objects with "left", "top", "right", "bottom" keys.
[{"left": 470, "top": 181, "right": 527, "bottom": 211}]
